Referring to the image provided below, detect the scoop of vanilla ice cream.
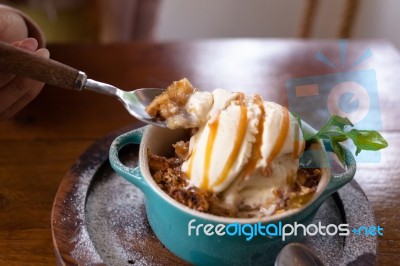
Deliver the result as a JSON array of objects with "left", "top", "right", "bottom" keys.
[
  {"left": 174, "top": 88, "right": 305, "bottom": 212},
  {"left": 181, "top": 89, "right": 262, "bottom": 192},
  {"left": 220, "top": 101, "right": 305, "bottom": 213}
]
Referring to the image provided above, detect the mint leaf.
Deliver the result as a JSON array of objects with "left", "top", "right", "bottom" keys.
[
  {"left": 332, "top": 134, "right": 348, "bottom": 143},
  {"left": 345, "top": 129, "right": 388, "bottom": 155},
  {"left": 330, "top": 138, "right": 345, "bottom": 163},
  {"left": 300, "top": 115, "right": 388, "bottom": 165},
  {"left": 313, "top": 115, "right": 352, "bottom": 139},
  {"left": 291, "top": 112, "right": 302, "bottom": 128},
  {"left": 331, "top": 115, "right": 353, "bottom": 130}
]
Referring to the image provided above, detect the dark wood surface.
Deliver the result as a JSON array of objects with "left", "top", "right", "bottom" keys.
[
  {"left": 51, "top": 126, "right": 190, "bottom": 265},
  {"left": 0, "top": 39, "right": 399, "bottom": 265}
]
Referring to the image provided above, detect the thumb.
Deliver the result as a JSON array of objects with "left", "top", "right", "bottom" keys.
[{"left": 0, "top": 9, "right": 28, "bottom": 43}]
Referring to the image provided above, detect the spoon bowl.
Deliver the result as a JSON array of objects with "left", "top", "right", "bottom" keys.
[
  {"left": 84, "top": 79, "right": 166, "bottom": 127},
  {"left": 119, "top": 88, "right": 166, "bottom": 127}
]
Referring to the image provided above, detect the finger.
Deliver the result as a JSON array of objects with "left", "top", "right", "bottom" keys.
[
  {"left": 0, "top": 9, "right": 28, "bottom": 43},
  {"left": 0, "top": 76, "right": 38, "bottom": 113},
  {"left": 0, "top": 38, "right": 40, "bottom": 108},
  {"left": 0, "top": 79, "right": 44, "bottom": 120},
  {"left": 35, "top": 47, "right": 50, "bottom": 58},
  {"left": 0, "top": 47, "right": 49, "bottom": 119},
  {"left": 0, "top": 38, "right": 38, "bottom": 87},
  {"left": 15, "top": 37, "right": 38, "bottom": 51},
  {"left": 0, "top": 72, "right": 15, "bottom": 88}
]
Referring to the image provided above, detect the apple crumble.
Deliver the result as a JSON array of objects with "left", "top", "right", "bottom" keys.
[
  {"left": 148, "top": 140, "right": 322, "bottom": 218},
  {"left": 146, "top": 78, "right": 323, "bottom": 218}
]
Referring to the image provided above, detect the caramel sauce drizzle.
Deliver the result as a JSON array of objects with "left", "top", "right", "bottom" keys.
[
  {"left": 185, "top": 148, "right": 196, "bottom": 179},
  {"left": 292, "top": 123, "right": 300, "bottom": 159},
  {"left": 300, "top": 139, "right": 305, "bottom": 154},
  {"left": 267, "top": 107, "right": 290, "bottom": 164},
  {"left": 236, "top": 92, "right": 245, "bottom": 105},
  {"left": 242, "top": 95, "right": 265, "bottom": 178},
  {"left": 286, "top": 170, "right": 296, "bottom": 188},
  {"left": 200, "top": 112, "right": 220, "bottom": 190},
  {"left": 292, "top": 122, "right": 306, "bottom": 159},
  {"left": 212, "top": 104, "right": 248, "bottom": 187}
]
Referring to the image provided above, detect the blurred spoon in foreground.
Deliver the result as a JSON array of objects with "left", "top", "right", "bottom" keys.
[
  {"left": 0, "top": 41, "right": 166, "bottom": 127},
  {"left": 275, "top": 243, "right": 324, "bottom": 266}
]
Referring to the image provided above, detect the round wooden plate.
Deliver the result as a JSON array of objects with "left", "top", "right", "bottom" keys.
[{"left": 51, "top": 126, "right": 377, "bottom": 266}]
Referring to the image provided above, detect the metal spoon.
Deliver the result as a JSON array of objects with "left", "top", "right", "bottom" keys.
[
  {"left": 275, "top": 243, "right": 324, "bottom": 266},
  {"left": 0, "top": 41, "right": 166, "bottom": 127}
]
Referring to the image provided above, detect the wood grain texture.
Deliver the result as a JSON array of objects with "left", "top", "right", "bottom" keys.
[
  {"left": 0, "top": 39, "right": 399, "bottom": 265},
  {"left": 52, "top": 132, "right": 376, "bottom": 265},
  {"left": 51, "top": 127, "right": 189, "bottom": 265},
  {"left": 0, "top": 42, "right": 80, "bottom": 90}
]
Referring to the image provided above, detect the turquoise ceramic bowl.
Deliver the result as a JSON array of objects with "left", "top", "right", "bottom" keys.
[{"left": 109, "top": 124, "right": 356, "bottom": 265}]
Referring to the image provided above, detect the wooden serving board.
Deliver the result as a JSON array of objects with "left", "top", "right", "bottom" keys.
[{"left": 51, "top": 126, "right": 377, "bottom": 265}]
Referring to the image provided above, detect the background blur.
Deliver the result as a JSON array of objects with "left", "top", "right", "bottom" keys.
[{"left": 1, "top": 0, "right": 400, "bottom": 48}]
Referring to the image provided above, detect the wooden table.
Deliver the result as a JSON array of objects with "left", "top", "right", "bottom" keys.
[{"left": 0, "top": 39, "right": 399, "bottom": 265}]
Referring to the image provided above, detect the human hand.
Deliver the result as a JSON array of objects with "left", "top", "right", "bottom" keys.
[{"left": 0, "top": 8, "right": 49, "bottom": 120}]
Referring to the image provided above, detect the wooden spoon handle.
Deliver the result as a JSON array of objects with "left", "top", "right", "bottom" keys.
[{"left": 0, "top": 41, "right": 86, "bottom": 90}]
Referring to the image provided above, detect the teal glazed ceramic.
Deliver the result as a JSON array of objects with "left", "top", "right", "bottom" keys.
[{"left": 109, "top": 124, "right": 356, "bottom": 266}]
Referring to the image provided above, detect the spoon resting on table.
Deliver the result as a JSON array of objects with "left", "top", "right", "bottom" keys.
[
  {"left": 275, "top": 243, "right": 324, "bottom": 266},
  {"left": 0, "top": 41, "right": 166, "bottom": 127}
]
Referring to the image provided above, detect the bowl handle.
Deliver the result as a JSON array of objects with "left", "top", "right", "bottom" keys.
[
  {"left": 109, "top": 127, "right": 149, "bottom": 192},
  {"left": 320, "top": 140, "right": 357, "bottom": 200}
]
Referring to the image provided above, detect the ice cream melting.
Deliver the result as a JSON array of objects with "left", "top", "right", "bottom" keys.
[{"left": 156, "top": 80, "right": 306, "bottom": 213}]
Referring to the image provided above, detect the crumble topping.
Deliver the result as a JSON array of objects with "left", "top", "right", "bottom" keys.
[
  {"left": 146, "top": 78, "right": 195, "bottom": 121},
  {"left": 148, "top": 141, "right": 322, "bottom": 218}
]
